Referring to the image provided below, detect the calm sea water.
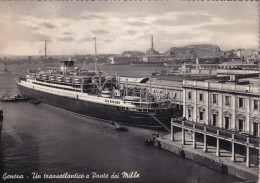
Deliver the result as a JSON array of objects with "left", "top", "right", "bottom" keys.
[{"left": 0, "top": 63, "right": 242, "bottom": 183}]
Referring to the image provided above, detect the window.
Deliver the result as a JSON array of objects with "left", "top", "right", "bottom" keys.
[
  {"left": 188, "top": 91, "right": 192, "bottom": 99},
  {"left": 212, "top": 114, "right": 217, "bottom": 126},
  {"left": 225, "top": 116, "right": 230, "bottom": 129},
  {"left": 188, "top": 108, "right": 192, "bottom": 118},
  {"left": 199, "top": 93, "right": 203, "bottom": 101},
  {"left": 239, "top": 98, "right": 244, "bottom": 108},
  {"left": 254, "top": 100, "right": 258, "bottom": 110},
  {"left": 238, "top": 119, "right": 244, "bottom": 131},
  {"left": 253, "top": 122, "right": 259, "bottom": 136},
  {"left": 225, "top": 96, "right": 230, "bottom": 106},
  {"left": 213, "top": 94, "right": 217, "bottom": 104},
  {"left": 199, "top": 111, "right": 204, "bottom": 120}
]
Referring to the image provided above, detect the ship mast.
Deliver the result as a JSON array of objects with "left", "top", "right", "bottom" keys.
[
  {"left": 93, "top": 37, "right": 97, "bottom": 73},
  {"left": 151, "top": 35, "right": 153, "bottom": 50},
  {"left": 150, "top": 35, "right": 153, "bottom": 62},
  {"left": 45, "top": 40, "right": 47, "bottom": 61}
]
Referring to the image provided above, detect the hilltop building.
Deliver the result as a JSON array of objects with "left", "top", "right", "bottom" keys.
[{"left": 236, "top": 49, "right": 258, "bottom": 59}]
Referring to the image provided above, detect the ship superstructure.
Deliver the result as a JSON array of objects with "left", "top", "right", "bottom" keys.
[{"left": 16, "top": 60, "right": 179, "bottom": 129}]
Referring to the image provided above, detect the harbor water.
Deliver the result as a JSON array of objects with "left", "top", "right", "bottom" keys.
[{"left": 0, "top": 63, "right": 242, "bottom": 182}]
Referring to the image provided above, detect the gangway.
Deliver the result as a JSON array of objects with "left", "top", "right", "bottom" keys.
[{"left": 150, "top": 115, "right": 171, "bottom": 132}]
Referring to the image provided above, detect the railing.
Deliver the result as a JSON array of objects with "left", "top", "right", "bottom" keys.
[
  {"left": 172, "top": 120, "right": 182, "bottom": 125},
  {"left": 183, "top": 80, "right": 259, "bottom": 94},
  {"left": 207, "top": 127, "right": 217, "bottom": 134},
  {"left": 195, "top": 124, "right": 204, "bottom": 131},
  {"left": 184, "top": 121, "right": 193, "bottom": 128},
  {"left": 219, "top": 130, "right": 232, "bottom": 138},
  {"left": 250, "top": 138, "right": 260, "bottom": 147},
  {"left": 172, "top": 119, "right": 260, "bottom": 149},
  {"left": 234, "top": 134, "right": 247, "bottom": 143}
]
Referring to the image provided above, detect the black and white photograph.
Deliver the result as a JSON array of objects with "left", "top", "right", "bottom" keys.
[{"left": 0, "top": 1, "right": 259, "bottom": 183}]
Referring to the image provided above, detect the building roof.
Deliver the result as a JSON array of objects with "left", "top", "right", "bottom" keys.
[
  {"left": 220, "top": 60, "right": 243, "bottom": 65},
  {"left": 151, "top": 79, "right": 182, "bottom": 89},
  {"left": 183, "top": 78, "right": 259, "bottom": 96},
  {"left": 120, "top": 77, "right": 149, "bottom": 84}
]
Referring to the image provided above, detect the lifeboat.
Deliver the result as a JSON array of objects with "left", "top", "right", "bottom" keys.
[
  {"left": 30, "top": 73, "right": 36, "bottom": 78},
  {"left": 74, "top": 77, "right": 82, "bottom": 84},
  {"left": 65, "top": 77, "right": 72, "bottom": 83},
  {"left": 124, "top": 96, "right": 141, "bottom": 101},
  {"left": 57, "top": 76, "right": 64, "bottom": 82},
  {"left": 36, "top": 73, "right": 42, "bottom": 79},
  {"left": 49, "top": 75, "right": 56, "bottom": 81},
  {"left": 101, "top": 90, "right": 112, "bottom": 98},
  {"left": 42, "top": 74, "right": 48, "bottom": 80}
]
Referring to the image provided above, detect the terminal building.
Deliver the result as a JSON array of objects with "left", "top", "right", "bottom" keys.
[
  {"left": 182, "top": 78, "right": 259, "bottom": 136},
  {"left": 171, "top": 77, "right": 259, "bottom": 168}
]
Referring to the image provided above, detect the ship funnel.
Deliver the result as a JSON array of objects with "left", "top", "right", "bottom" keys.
[{"left": 196, "top": 58, "right": 199, "bottom": 65}]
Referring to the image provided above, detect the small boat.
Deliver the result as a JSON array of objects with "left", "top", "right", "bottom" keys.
[
  {"left": 108, "top": 120, "right": 115, "bottom": 126},
  {"left": 108, "top": 121, "right": 127, "bottom": 131},
  {"left": 0, "top": 97, "right": 18, "bottom": 102},
  {"left": 115, "top": 122, "right": 128, "bottom": 131},
  {"left": 115, "top": 122, "right": 121, "bottom": 128},
  {"left": 29, "top": 100, "right": 41, "bottom": 104},
  {"left": 16, "top": 95, "right": 30, "bottom": 101},
  {"left": 145, "top": 139, "right": 154, "bottom": 145}
]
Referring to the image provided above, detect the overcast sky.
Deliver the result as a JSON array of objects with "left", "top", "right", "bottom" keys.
[{"left": 0, "top": 1, "right": 258, "bottom": 55}]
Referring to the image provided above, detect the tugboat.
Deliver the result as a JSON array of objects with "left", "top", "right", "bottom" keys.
[
  {"left": 1, "top": 96, "right": 18, "bottom": 102},
  {"left": 0, "top": 95, "right": 29, "bottom": 102}
]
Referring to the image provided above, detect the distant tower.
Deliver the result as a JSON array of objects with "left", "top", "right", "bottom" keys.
[{"left": 151, "top": 35, "right": 154, "bottom": 50}]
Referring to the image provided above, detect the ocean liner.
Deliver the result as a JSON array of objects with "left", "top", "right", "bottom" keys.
[{"left": 16, "top": 59, "right": 180, "bottom": 129}]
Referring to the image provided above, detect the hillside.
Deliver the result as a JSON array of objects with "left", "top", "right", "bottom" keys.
[{"left": 166, "top": 44, "right": 223, "bottom": 59}]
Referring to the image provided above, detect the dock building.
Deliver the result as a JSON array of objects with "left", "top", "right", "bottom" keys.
[{"left": 171, "top": 77, "right": 259, "bottom": 168}]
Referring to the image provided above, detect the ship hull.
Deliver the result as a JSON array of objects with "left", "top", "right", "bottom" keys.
[
  {"left": 17, "top": 84, "right": 180, "bottom": 129},
  {"left": 130, "top": 62, "right": 165, "bottom": 67},
  {"left": 0, "top": 111, "right": 3, "bottom": 142}
]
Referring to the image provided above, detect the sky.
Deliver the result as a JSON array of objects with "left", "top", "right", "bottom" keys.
[{"left": 0, "top": 1, "right": 258, "bottom": 56}]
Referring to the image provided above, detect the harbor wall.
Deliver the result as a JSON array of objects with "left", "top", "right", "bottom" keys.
[{"left": 154, "top": 139, "right": 258, "bottom": 181}]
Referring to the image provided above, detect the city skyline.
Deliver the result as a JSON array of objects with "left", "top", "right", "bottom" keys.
[{"left": 0, "top": 1, "right": 258, "bottom": 56}]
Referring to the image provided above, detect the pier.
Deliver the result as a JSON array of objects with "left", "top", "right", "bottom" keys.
[{"left": 153, "top": 118, "right": 259, "bottom": 181}]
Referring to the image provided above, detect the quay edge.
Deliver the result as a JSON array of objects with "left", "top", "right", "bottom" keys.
[{"left": 153, "top": 136, "right": 258, "bottom": 182}]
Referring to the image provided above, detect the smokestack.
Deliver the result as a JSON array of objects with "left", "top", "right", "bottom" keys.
[
  {"left": 196, "top": 58, "right": 199, "bottom": 65},
  {"left": 44, "top": 40, "right": 47, "bottom": 61},
  {"left": 151, "top": 35, "right": 153, "bottom": 49}
]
